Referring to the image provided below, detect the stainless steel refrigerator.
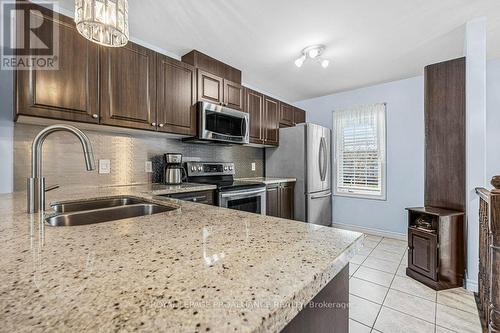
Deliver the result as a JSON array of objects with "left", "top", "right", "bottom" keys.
[{"left": 266, "top": 123, "right": 332, "bottom": 226}]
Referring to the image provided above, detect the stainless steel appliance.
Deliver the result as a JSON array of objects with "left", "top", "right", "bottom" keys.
[
  {"left": 197, "top": 101, "right": 250, "bottom": 144},
  {"left": 164, "top": 153, "right": 184, "bottom": 185},
  {"left": 185, "top": 161, "right": 266, "bottom": 214},
  {"left": 266, "top": 123, "right": 332, "bottom": 226}
]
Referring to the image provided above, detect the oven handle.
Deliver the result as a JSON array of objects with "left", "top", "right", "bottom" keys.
[{"left": 220, "top": 188, "right": 266, "bottom": 198}]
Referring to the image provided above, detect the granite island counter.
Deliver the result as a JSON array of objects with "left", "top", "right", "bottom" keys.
[{"left": 0, "top": 184, "right": 362, "bottom": 332}]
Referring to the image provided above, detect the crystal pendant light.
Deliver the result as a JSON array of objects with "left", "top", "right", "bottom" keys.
[{"left": 74, "top": 0, "right": 129, "bottom": 47}]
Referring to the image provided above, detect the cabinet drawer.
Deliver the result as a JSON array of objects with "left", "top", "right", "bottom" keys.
[
  {"left": 408, "top": 227, "right": 437, "bottom": 280},
  {"left": 165, "top": 190, "right": 215, "bottom": 206}
]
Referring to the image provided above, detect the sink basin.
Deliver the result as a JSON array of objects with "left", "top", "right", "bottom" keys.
[
  {"left": 46, "top": 196, "right": 178, "bottom": 226},
  {"left": 51, "top": 196, "right": 146, "bottom": 213}
]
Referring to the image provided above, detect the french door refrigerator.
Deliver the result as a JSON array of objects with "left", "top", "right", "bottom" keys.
[{"left": 266, "top": 123, "right": 332, "bottom": 226}]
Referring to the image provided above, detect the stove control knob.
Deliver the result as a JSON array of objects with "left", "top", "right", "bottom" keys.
[
  {"left": 224, "top": 166, "right": 228, "bottom": 171},
  {"left": 191, "top": 166, "right": 196, "bottom": 172},
  {"left": 229, "top": 166, "right": 233, "bottom": 171},
  {"left": 198, "top": 166, "right": 203, "bottom": 171}
]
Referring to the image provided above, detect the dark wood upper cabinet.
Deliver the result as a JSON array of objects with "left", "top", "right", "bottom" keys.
[
  {"left": 224, "top": 79, "right": 243, "bottom": 110},
  {"left": 294, "top": 107, "right": 306, "bottom": 124},
  {"left": 280, "top": 103, "right": 295, "bottom": 127},
  {"left": 16, "top": 5, "right": 99, "bottom": 123},
  {"left": 197, "top": 69, "right": 224, "bottom": 105},
  {"left": 424, "top": 57, "right": 465, "bottom": 212},
  {"left": 182, "top": 50, "right": 241, "bottom": 83},
  {"left": 264, "top": 96, "right": 279, "bottom": 146},
  {"left": 100, "top": 42, "right": 157, "bottom": 130},
  {"left": 157, "top": 56, "right": 196, "bottom": 135},
  {"left": 244, "top": 87, "right": 264, "bottom": 144}
]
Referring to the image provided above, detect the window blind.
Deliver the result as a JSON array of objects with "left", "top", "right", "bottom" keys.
[{"left": 333, "top": 103, "right": 386, "bottom": 199}]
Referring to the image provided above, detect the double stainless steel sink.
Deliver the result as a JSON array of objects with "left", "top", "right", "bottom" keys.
[{"left": 45, "top": 196, "right": 177, "bottom": 227}]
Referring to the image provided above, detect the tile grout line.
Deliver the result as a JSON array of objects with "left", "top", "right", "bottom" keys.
[{"left": 369, "top": 237, "right": 399, "bottom": 331}]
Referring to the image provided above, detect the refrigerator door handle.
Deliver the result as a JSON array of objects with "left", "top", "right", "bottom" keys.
[
  {"left": 319, "top": 137, "right": 327, "bottom": 181},
  {"left": 310, "top": 191, "right": 332, "bottom": 199}
]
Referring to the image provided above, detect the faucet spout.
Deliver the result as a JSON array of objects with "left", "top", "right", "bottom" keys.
[{"left": 28, "top": 124, "right": 96, "bottom": 213}]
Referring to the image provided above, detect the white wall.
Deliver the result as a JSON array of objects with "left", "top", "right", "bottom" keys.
[
  {"left": 464, "top": 18, "right": 487, "bottom": 291},
  {"left": 296, "top": 76, "right": 425, "bottom": 236},
  {"left": 486, "top": 59, "right": 500, "bottom": 179}
]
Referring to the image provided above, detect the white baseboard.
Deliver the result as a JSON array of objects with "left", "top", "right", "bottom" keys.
[
  {"left": 331, "top": 222, "right": 407, "bottom": 241},
  {"left": 466, "top": 279, "right": 478, "bottom": 293}
]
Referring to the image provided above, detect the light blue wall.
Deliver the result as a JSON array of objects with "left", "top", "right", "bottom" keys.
[
  {"left": 0, "top": 1, "right": 14, "bottom": 193},
  {"left": 487, "top": 59, "right": 500, "bottom": 180},
  {"left": 296, "top": 76, "right": 425, "bottom": 236}
]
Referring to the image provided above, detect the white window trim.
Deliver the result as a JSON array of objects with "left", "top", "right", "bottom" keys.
[{"left": 332, "top": 103, "right": 387, "bottom": 201}]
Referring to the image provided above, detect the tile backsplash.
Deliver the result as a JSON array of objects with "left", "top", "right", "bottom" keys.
[{"left": 13, "top": 123, "right": 264, "bottom": 191}]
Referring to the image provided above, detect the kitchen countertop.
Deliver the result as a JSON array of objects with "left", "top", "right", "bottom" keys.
[
  {"left": 0, "top": 184, "right": 362, "bottom": 333},
  {"left": 236, "top": 177, "right": 297, "bottom": 185}
]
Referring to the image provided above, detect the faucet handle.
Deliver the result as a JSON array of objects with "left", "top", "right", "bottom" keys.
[{"left": 45, "top": 184, "right": 60, "bottom": 192}]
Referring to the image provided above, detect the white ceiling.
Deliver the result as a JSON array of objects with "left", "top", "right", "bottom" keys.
[{"left": 57, "top": 0, "right": 500, "bottom": 102}]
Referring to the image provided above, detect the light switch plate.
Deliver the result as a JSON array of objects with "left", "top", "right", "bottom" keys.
[
  {"left": 145, "top": 161, "right": 153, "bottom": 173},
  {"left": 251, "top": 162, "right": 256, "bottom": 171},
  {"left": 98, "top": 159, "right": 111, "bottom": 174}
]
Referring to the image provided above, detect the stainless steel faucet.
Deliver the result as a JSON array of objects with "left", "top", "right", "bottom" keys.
[{"left": 27, "top": 124, "right": 96, "bottom": 213}]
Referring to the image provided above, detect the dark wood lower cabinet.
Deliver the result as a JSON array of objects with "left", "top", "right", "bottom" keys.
[
  {"left": 280, "top": 183, "right": 294, "bottom": 220},
  {"left": 163, "top": 190, "right": 215, "bottom": 206},
  {"left": 266, "top": 182, "right": 294, "bottom": 219},
  {"left": 405, "top": 207, "right": 464, "bottom": 290},
  {"left": 282, "top": 264, "right": 348, "bottom": 333},
  {"left": 408, "top": 228, "right": 437, "bottom": 280}
]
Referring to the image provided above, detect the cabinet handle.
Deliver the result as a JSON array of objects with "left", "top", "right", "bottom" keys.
[
  {"left": 151, "top": 122, "right": 156, "bottom": 126},
  {"left": 92, "top": 114, "right": 98, "bottom": 119},
  {"left": 158, "top": 123, "right": 164, "bottom": 128}
]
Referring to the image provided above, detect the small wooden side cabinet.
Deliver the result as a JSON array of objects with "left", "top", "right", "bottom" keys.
[{"left": 405, "top": 207, "right": 464, "bottom": 290}]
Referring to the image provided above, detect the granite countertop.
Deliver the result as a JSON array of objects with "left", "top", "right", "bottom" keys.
[
  {"left": 0, "top": 184, "right": 362, "bottom": 333},
  {"left": 236, "top": 177, "right": 297, "bottom": 185}
]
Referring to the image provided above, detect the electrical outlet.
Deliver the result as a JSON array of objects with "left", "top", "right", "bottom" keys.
[
  {"left": 98, "top": 159, "right": 111, "bottom": 174},
  {"left": 145, "top": 161, "right": 153, "bottom": 173},
  {"left": 251, "top": 162, "right": 256, "bottom": 171}
]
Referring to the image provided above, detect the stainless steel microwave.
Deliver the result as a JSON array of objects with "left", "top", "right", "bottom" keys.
[{"left": 198, "top": 101, "right": 249, "bottom": 144}]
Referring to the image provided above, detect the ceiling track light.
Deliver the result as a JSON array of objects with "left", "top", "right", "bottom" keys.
[{"left": 294, "top": 45, "right": 330, "bottom": 68}]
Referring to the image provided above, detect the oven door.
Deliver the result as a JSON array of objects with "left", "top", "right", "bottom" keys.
[
  {"left": 219, "top": 187, "right": 266, "bottom": 215},
  {"left": 199, "top": 102, "right": 249, "bottom": 144}
]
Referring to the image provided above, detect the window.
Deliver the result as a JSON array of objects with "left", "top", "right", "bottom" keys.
[{"left": 333, "top": 103, "right": 386, "bottom": 200}]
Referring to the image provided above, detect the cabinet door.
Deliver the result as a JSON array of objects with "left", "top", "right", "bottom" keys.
[
  {"left": 408, "top": 228, "right": 437, "bottom": 280},
  {"left": 157, "top": 56, "right": 196, "bottom": 135},
  {"left": 294, "top": 107, "right": 306, "bottom": 124},
  {"left": 224, "top": 79, "right": 243, "bottom": 110},
  {"left": 264, "top": 96, "right": 279, "bottom": 146},
  {"left": 16, "top": 6, "right": 99, "bottom": 123},
  {"left": 244, "top": 88, "right": 264, "bottom": 144},
  {"left": 198, "top": 69, "right": 223, "bottom": 104},
  {"left": 100, "top": 42, "right": 157, "bottom": 130},
  {"left": 266, "top": 184, "right": 280, "bottom": 217},
  {"left": 280, "top": 183, "right": 295, "bottom": 220},
  {"left": 280, "top": 103, "right": 295, "bottom": 127}
]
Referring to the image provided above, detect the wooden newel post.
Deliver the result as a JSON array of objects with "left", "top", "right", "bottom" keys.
[{"left": 489, "top": 177, "right": 500, "bottom": 333}]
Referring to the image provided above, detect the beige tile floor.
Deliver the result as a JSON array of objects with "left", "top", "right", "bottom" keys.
[{"left": 349, "top": 234, "right": 482, "bottom": 333}]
